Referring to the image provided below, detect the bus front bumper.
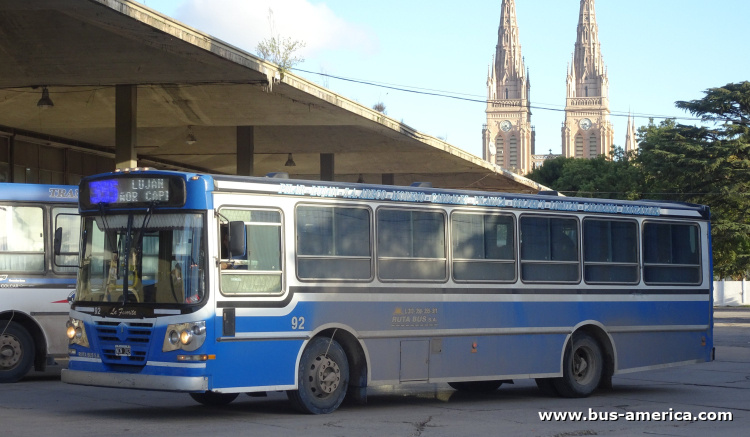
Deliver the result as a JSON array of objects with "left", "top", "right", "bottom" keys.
[{"left": 62, "top": 369, "right": 208, "bottom": 392}]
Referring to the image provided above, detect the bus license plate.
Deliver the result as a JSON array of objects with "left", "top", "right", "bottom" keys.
[{"left": 115, "top": 345, "right": 131, "bottom": 357}]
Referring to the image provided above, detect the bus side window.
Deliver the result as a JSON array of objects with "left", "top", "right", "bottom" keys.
[
  {"left": 520, "top": 216, "right": 580, "bottom": 283},
  {"left": 52, "top": 208, "right": 81, "bottom": 274},
  {"left": 377, "top": 208, "right": 447, "bottom": 282},
  {"left": 643, "top": 222, "right": 701, "bottom": 285},
  {"left": 219, "top": 209, "right": 283, "bottom": 295},
  {"left": 296, "top": 205, "right": 372, "bottom": 281},
  {"left": 0, "top": 206, "right": 45, "bottom": 273},
  {"left": 452, "top": 213, "right": 516, "bottom": 282},
  {"left": 583, "top": 219, "right": 639, "bottom": 284}
]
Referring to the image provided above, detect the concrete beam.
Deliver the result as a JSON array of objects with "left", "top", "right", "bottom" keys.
[
  {"left": 382, "top": 173, "right": 394, "bottom": 185},
  {"left": 236, "top": 126, "right": 255, "bottom": 176},
  {"left": 320, "top": 153, "right": 334, "bottom": 182},
  {"left": 115, "top": 85, "right": 137, "bottom": 169}
]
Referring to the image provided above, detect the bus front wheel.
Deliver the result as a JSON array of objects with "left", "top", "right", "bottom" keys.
[
  {"left": 554, "top": 332, "right": 603, "bottom": 398},
  {"left": 0, "top": 321, "right": 35, "bottom": 384},
  {"left": 189, "top": 392, "right": 239, "bottom": 406},
  {"left": 287, "top": 337, "right": 349, "bottom": 414}
]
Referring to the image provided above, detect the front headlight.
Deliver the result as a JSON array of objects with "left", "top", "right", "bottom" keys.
[
  {"left": 66, "top": 318, "right": 90, "bottom": 348},
  {"left": 163, "top": 321, "right": 206, "bottom": 352}
]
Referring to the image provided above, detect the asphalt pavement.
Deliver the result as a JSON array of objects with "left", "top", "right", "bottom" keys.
[{"left": 2, "top": 308, "right": 748, "bottom": 437}]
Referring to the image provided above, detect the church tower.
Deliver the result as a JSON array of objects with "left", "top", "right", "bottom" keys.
[
  {"left": 484, "top": 0, "right": 533, "bottom": 174},
  {"left": 562, "top": 0, "right": 614, "bottom": 159}
]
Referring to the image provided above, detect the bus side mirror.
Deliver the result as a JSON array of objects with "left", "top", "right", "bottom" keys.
[
  {"left": 54, "top": 227, "right": 63, "bottom": 256},
  {"left": 228, "top": 221, "right": 247, "bottom": 258}
]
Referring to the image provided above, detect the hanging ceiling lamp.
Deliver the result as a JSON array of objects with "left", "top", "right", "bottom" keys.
[
  {"left": 37, "top": 86, "right": 54, "bottom": 109},
  {"left": 185, "top": 126, "right": 197, "bottom": 145},
  {"left": 285, "top": 153, "right": 296, "bottom": 167}
]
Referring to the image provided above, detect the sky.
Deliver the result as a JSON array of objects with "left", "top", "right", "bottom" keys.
[{"left": 139, "top": 0, "right": 750, "bottom": 158}]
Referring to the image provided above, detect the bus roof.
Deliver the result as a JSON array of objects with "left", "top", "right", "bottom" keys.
[
  {"left": 211, "top": 174, "right": 710, "bottom": 221},
  {"left": 77, "top": 171, "right": 709, "bottom": 220},
  {"left": 0, "top": 183, "right": 78, "bottom": 203}
]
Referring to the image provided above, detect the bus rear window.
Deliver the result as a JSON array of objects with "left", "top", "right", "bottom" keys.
[
  {"left": 643, "top": 223, "right": 701, "bottom": 285},
  {"left": 0, "top": 206, "right": 45, "bottom": 273}
]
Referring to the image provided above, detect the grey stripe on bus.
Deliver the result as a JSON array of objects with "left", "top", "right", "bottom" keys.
[
  {"left": 216, "top": 324, "right": 708, "bottom": 343},
  {"left": 216, "top": 286, "right": 710, "bottom": 308}
]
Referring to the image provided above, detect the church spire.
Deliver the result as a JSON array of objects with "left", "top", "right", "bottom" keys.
[
  {"left": 562, "top": 0, "right": 614, "bottom": 160},
  {"left": 495, "top": 0, "right": 525, "bottom": 84},
  {"left": 569, "top": 0, "right": 607, "bottom": 98},
  {"left": 484, "top": 0, "right": 533, "bottom": 175},
  {"left": 625, "top": 112, "right": 639, "bottom": 152}
]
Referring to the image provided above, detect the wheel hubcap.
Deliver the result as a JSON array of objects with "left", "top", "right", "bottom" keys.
[
  {"left": 308, "top": 354, "right": 341, "bottom": 399},
  {"left": 0, "top": 334, "right": 22, "bottom": 370},
  {"left": 572, "top": 346, "right": 594, "bottom": 384}
]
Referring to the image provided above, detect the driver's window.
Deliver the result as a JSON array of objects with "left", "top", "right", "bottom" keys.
[{"left": 219, "top": 209, "right": 283, "bottom": 295}]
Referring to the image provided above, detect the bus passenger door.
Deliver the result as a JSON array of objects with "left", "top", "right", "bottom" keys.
[{"left": 400, "top": 340, "right": 429, "bottom": 382}]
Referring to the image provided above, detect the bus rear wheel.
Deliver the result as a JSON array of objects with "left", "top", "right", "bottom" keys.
[
  {"left": 189, "top": 392, "right": 239, "bottom": 406},
  {"left": 287, "top": 337, "right": 349, "bottom": 414},
  {"left": 553, "top": 332, "right": 603, "bottom": 398},
  {"left": 448, "top": 380, "right": 503, "bottom": 392},
  {"left": 0, "top": 322, "right": 35, "bottom": 384}
]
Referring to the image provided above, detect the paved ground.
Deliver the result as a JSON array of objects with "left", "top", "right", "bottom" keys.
[{"left": 3, "top": 308, "right": 748, "bottom": 437}]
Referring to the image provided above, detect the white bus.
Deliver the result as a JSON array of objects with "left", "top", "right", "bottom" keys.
[{"left": 1, "top": 183, "right": 80, "bottom": 383}]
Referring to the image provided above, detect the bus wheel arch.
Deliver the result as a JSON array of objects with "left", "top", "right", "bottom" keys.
[
  {"left": 0, "top": 311, "right": 47, "bottom": 374},
  {"left": 554, "top": 321, "right": 616, "bottom": 396},
  {"left": 573, "top": 323, "right": 616, "bottom": 389},
  {"left": 301, "top": 325, "right": 369, "bottom": 405}
]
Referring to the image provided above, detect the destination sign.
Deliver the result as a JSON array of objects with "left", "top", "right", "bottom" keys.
[{"left": 81, "top": 176, "right": 186, "bottom": 209}]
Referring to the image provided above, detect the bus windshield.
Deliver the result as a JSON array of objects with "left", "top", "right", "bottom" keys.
[{"left": 75, "top": 212, "right": 206, "bottom": 305}]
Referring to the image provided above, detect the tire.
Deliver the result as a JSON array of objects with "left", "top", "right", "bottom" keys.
[
  {"left": 553, "top": 332, "right": 603, "bottom": 398},
  {"left": 189, "top": 392, "right": 239, "bottom": 406},
  {"left": 448, "top": 380, "right": 503, "bottom": 393},
  {"left": 287, "top": 337, "right": 349, "bottom": 414},
  {"left": 535, "top": 378, "right": 560, "bottom": 397},
  {"left": 0, "top": 321, "right": 35, "bottom": 384}
]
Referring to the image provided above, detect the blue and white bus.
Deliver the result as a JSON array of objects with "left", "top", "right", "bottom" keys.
[
  {"left": 1, "top": 183, "right": 80, "bottom": 383},
  {"left": 62, "top": 170, "right": 713, "bottom": 413}
]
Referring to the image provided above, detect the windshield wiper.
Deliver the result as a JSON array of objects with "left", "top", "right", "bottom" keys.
[
  {"left": 121, "top": 214, "right": 134, "bottom": 305},
  {"left": 123, "top": 204, "right": 157, "bottom": 306}
]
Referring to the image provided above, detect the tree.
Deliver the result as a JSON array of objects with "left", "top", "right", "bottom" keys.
[
  {"left": 255, "top": 9, "right": 306, "bottom": 80},
  {"left": 526, "top": 148, "right": 643, "bottom": 200},
  {"left": 637, "top": 82, "right": 750, "bottom": 279},
  {"left": 372, "top": 102, "right": 386, "bottom": 114}
]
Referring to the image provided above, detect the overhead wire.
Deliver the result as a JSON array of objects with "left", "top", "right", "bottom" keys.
[{"left": 292, "top": 68, "right": 704, "bottom": 122}]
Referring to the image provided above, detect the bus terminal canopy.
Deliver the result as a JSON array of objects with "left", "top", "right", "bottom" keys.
[{"left": 0, "top": 0, "right": 544, "bottom": 193}]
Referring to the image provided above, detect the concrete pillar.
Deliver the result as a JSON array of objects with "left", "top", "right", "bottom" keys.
[
  {"left": 236, "top": 126, "right": 255, "bottom": 176},
  {"left": 115, "top": 85, "right": 138, "bottom": 169},
  {"left": 382, "top": 173, "right": 394, "bottom": 185},
  {"left": 320, "top": 153, "right": 334, "bottom": 182},
  {"left": 8, "top": 134, "right": 15, "bottom": 183}
]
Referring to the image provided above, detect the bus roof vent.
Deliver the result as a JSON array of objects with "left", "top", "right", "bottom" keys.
[
  {"left": 410, "top": 182, "right": 433, "bottom": 188},
  {"left": 538, "top": 190, "right": 562, "bottom": 196},
  {"left": 266, "top": 172, "right": 289, "bottom": 179}
]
